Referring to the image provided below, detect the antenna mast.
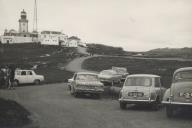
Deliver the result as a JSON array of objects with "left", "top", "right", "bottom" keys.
[{"left": 33, "top": 0, "right": 38, "bottom": 32}]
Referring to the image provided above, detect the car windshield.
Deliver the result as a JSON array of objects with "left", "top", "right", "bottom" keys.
[
  {"left": 124, "top": 77, "right": 152, "bottom": 86},
  {"left": 174, "top": 71, "right": 192, "bottom": 81},
  {"left": 112, "top": 67, "right": 127, "bottom": 74},
  {"left": 76, "top": 74, "right": 99, "bottom": 81}
]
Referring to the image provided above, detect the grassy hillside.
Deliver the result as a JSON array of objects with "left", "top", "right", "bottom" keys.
[
  {"left": 0, "top": 43, "right": 78, "bottom": 83},
  {"left": 144, "top": 47, "right": 192, "bottom": 59},
  {"left": 82, "top": 56, "right": 192, "bottom": 88},
  {"left": 86, "top": 43, "right": 126, "bottom": 56}
]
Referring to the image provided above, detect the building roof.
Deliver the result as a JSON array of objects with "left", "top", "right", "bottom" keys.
[
  {"left": 41, "top": 31, "right": 62, "bottom": 34},
  {"left": 68, "top": 36, "right": 80, "bottom": 40},
  {"left": 9, "top": 29, "right": 17, "bottom": 33}
]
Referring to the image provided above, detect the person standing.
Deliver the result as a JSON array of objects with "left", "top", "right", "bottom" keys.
[
  {"left": 0, "top": 68, "right": 5, "bottom": 88},
  {"left": 8, "top": 66, "right": 15, "bottom": 89},
  {"left": 4, "top": 65, "right": 10, "bottom": 89}
]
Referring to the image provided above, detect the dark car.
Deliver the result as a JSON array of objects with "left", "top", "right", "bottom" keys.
[{"left": 162, "top": 67, "right": 192, "bottom": 117}]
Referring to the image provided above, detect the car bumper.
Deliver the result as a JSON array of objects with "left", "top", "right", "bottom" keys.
[
  {"left": 119, "top": 98, "right": 156, "bottom": 104},
  {"left": 75, "top": 89, "right": 104, "bottom": 94},
  {"left": 162, "top": 101, "right": 192, "bottom": 106}
]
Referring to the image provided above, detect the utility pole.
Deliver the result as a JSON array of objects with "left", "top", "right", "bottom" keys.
[{"left": 33, "top": 0, "right": 38, "bottom": 32}]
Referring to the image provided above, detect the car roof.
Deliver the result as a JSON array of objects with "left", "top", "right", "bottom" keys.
[
  {"left": 174, "top": 67, "right": 192, "bottom": 74},
  {"left": 76, "top": 72, "right": 98, "bottom": 75},
  {"left": 127, "top": 74, "right": 160, "bottom": 78}
]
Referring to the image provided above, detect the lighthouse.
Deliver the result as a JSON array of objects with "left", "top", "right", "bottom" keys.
[{"left": 18, "top": 9, "right": 28, "bottom": 35}]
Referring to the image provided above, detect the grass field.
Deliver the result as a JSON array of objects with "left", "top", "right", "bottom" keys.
[
  {"left": 0, "top": 43, "right": 78, "bottom": 83},
  {"left": 82, "top": 56, "right": 192, "bottom": 88},
  {"left": 0, "top": 98, "right": 31, "bottom": 127}
]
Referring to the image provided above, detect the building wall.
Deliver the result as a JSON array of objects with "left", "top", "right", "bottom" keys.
[
  {"left": 0, "top": 36, "right": 32, "bottom": 44},
  {"left": 66, "top": 39, "right": 78, "bottom": 47},
  {"left": 19, "top": 21, "right": 28, "bottom": 33},
  {"left": 0, "top": 36, "right": 14, "bottom": 44},
  {"left": 14, "top": 36, "right": 32, "bottom": 43},
  {"left": 40, "top": 34, "right": 59, "bottom": 45}
]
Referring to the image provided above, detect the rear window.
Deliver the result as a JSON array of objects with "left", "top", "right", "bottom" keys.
[
  {"left": 76, "top": 74, "right": 99, "bottom": 81},
  {"left": 124, "top": 77, "right": 152, "bottom": 87},
  {"left": 174, "top": 70, "right": 192, "bottom": 82}
]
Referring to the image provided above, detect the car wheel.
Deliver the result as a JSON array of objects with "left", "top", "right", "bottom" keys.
[
  {"left": 14, "top": 80, "right": 19, "bottom": 86},
  {"left": 166, "top": 105, "right": 174, "bottom": 118},
  {"left": 34, "top": 79, "right": 40, "bottom": 85},
  {"left": 120, "top": 102, "right": 127, "bottom": 110}
]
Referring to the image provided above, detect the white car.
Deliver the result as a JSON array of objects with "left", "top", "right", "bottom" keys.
[
  {"left": 119, "top": 74, "right": 166, "bottom": 110},
  {"left": 14, "top": 70, "right": 44, "bottom": 86},
  {"left": 162, "top": 67, "right": 192, "bottom": 118}
]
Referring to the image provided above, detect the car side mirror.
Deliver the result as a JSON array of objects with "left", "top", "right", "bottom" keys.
[{"left": 68, "top": 78, "right": 74, "bottom": 83}]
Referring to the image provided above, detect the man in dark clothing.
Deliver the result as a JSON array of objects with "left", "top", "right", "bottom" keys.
[
  {"left": 0, "top": 68, "right": 5, "bottom": 88},
  {"left": 4, "top": 66, "right": 10, "bottom": 89},
  {"left": 8, "top": 66, "right": 15, "bottom": 89}
]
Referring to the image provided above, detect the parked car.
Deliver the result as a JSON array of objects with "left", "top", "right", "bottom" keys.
[
  {"left": 112, "top": 66, "right": 129, "bottom": 81},
  {"left": 119, "top": 74, "right": 166, "bottom": 110},
  {"left": 162, "top": 67, "right": 192, "bottom": 118},
  {"left": 68, "top": 72, "right": 104, "bottom": 98},
  {"left": 98, "top": 70, "right": 122, "bottom": 85},
  {"left": 14, "top": 69, "right": 44, "bottom": 86}
]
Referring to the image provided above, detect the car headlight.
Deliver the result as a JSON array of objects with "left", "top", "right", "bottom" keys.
[{"left": 144, "top": 92, "right": 150, "bottom": 97}]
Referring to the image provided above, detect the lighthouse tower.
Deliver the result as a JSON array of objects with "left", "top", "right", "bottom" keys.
[{"left": 19, "top": 9, "right": 28, "bottom": 34}]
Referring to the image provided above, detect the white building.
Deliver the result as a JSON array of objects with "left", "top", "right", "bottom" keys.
[
  {"left": 0, "top": 36, "right": 33, "bottom": 44},
  {"left": 40, "top": 31, "right": 68, "bottom": 46},
  {"left": 63, "top": 36, "right": 80, "bottom": 48}
]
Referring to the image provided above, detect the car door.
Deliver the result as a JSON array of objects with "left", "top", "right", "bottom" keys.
[
  {"left": 26, "top": 71, "right": 34, "bottom": 83},
  {"left": 19, "top": 71, "right": 27, "bottom": 84}
]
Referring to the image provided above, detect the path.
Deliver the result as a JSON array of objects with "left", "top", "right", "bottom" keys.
[
  {"left": 65, "top": 55, "right": 99, "bottom": 73},
  {"left": 0, "top": 84, "right": 192, "bottom": 128}
]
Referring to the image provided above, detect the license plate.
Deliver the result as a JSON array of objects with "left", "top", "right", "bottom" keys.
[{"left": 128, "top": 92, "right": 143, "bottom": 97}]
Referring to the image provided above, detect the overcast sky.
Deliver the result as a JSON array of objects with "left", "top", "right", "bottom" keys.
[{"left": 0, "top": 0, "right": 192, "bottom": 51}]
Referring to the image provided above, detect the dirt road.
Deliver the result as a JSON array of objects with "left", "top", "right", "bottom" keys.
[
  {"left": 65, "top": 56, "right": 99, "bottom": 73},
  {"left": 0, "top": 84, "right": 192, "bottom": 128}
]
